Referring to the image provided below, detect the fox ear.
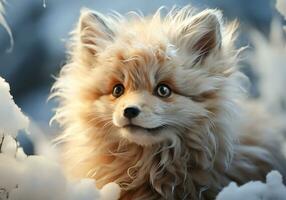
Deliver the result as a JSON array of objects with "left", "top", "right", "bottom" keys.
[
  {"left": 78, "top": 9, "right": 113, "bottom": 55},
  {"left": 177, "top": 9, "right": 222, "bottom": 63}
]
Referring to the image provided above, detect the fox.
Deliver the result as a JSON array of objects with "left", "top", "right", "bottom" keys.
[{"left": 51, "top": 6, "right": 286, "bottom": 200}]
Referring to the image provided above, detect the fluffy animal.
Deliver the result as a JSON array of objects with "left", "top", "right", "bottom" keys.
[{"left": 51, "top": 6, "right": 286, "bottom": 200}]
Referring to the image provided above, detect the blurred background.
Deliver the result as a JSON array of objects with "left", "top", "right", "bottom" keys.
[{"left": 0, "top": 0, "right": 284, "bottom": 154}]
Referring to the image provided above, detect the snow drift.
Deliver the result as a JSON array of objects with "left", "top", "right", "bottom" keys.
[
  {"left": 0, "top": 77, "right": 29, "bottom": 137},
  {"left": 0, "top": 77, "right": 120, "bottom": 200},
  {"left": 216, "top": 171, "right": 286, "bottom": 200}
]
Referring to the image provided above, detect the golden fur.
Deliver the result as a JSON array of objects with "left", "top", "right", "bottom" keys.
[{"left": 51, "top": 6, "right": 286, "bottom": 200}]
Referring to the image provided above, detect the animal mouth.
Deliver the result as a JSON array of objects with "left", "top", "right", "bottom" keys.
[{"left": 123, "top": 124, "right": 165, "bottom": 133}]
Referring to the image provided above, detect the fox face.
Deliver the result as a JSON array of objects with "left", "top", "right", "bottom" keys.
[
  {"left": 88, "top": 42, "right": 220, "bottom": 146},
  {"left": 53, "top": 8, "right": 241, "bottom": 148}
]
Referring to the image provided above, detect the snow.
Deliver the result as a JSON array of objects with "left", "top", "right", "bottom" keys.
[
  {"left": 42, "top": 0, "right": 47, "bottom": 8},
  {"left": 216, "top": 171, "right": 286, "bottom": 200},
  {"left": 276, "top": 0, "right": 286, "bottom": 19},
  {"left": 0, "top": 77, "right": 120, "bottom": 200},
  {"left": 0, "top": 133, "right": 121, "bottom": 200},
  {"left": 0, "top": 77, "right": 29, "bottom": 137},
  {"left": 250, "top": 20, "right": 286, "bottom": 114},
  {"left": 1, "top": 135, "right": 18, "bottom": 156},
  {"left": 249, "top": 0, "right": 286, "bottom": 116},
  {"left": 100, "top": 183, "right": 121, "bottom": 200},
  {"left": 0, "top": 153, "right": 101, "bottom": 200}
]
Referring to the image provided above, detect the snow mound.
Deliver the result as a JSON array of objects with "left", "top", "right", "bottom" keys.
[
  {"left": 216, "top": 171, "right": 286, "bottom": 200},
  {"left": 0, "top": 143, "right": 104, "bottom": 200},
  {"left": 0, "top": 77, "right": 29, "bottom": 137},
  {"left": 0, "top": 77, "right": 120, "bottom": 200}
]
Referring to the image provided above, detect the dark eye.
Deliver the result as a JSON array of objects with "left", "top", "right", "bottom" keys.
[
  {"left": 112, "top": 84, "right": 124, "bottom": 98},
  {"left": 155, "top": 84, "right": 172, "bottom": 98}
]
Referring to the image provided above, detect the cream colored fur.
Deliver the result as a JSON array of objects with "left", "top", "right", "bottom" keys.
[{"left": 51, "top": 6, "right": 286, "bottom": 200}]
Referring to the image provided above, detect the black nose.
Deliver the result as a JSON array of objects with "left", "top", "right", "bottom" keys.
[{"left": 124, "top": 107, "right": 140, "bottom": 119}]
